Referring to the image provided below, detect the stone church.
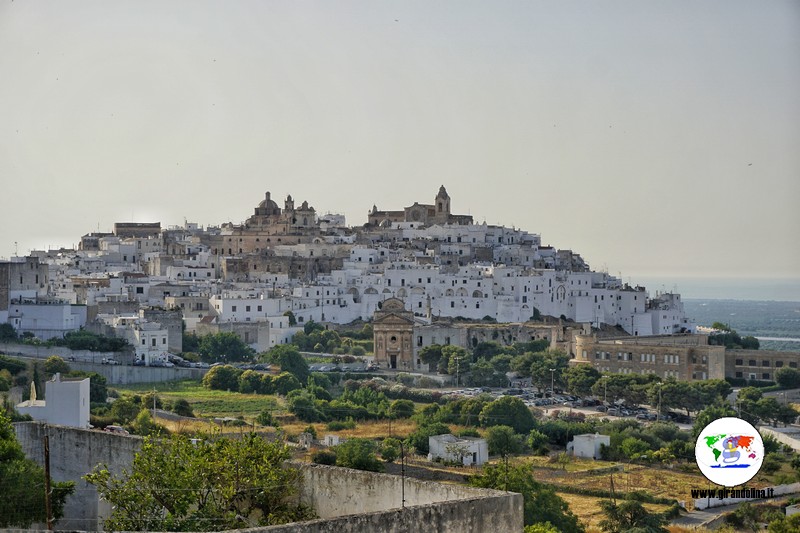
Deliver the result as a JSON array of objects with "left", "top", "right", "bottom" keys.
[
  {"left": 367, "top": 185, "right": 473, "bottom": 227},
  {"left": 372, "top": 298, "right": 415, "bottom": 370}
]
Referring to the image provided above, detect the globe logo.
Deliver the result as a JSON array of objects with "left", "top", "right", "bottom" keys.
[{"left": 695, "top": 417, "right": 764, "bottom": 487}]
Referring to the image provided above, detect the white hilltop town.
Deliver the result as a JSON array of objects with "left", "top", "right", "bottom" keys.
[{"left": 0, "top": 186, "right": 695, "bottom": 370}]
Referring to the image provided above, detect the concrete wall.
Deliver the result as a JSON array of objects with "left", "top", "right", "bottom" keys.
[
  {"left": 278, "top": 463, "right": 523, "bottom": 533},
  {"left": 0, "top": 345, "right": 208, "bottom": 384},
  {"left": 11, "top": 425, "right": 523, "bottom": 533},
  {"left": 13, "top": 422, "right": 142, "bottom": 531}
]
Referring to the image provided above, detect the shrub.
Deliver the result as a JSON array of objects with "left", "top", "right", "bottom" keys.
[
  {"left": 312, "top": 449, "right": 337, "bottom": 465},
  {"left": 327, "top": 419, "right": 356, "bottom": 431}
]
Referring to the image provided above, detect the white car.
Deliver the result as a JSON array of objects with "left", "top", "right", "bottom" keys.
[{"left": 101, "top": 358, "right": 120, "bottom": 365}]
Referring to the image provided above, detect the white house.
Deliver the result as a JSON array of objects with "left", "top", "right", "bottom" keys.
[
  {"left": 428, "top": 434, "right": 488, "bottom": 466},
  {"left": 567, "top": 433, "right": 610, "bottom": 460},
  {"left": 16, "top": 374, "right": 90, "bottom": 429}
]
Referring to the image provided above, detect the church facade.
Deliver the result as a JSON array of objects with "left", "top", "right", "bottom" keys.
[
  {"left": 368, "top": 186, "right": 473, "bottom": 227},
  {"left": 372, "top": 298, "right": 416, "bottom": 370}
]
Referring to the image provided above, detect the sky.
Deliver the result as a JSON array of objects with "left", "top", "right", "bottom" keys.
[{"left": 1, "top": 1, "right": 798, "bottom": 296}]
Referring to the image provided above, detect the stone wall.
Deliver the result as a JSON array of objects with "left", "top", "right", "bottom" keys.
[
  {"left": 13, "top": 422, "right": 142, "bottom": 531},
  {"left": 273, "top": 463, "right": 523, "bottom": 533},
  {"left": 11, "top": 425, "right": 523, "bottom": 533},
  {"left": 0, "top": 346, "right": 208, "bottom": 384}
]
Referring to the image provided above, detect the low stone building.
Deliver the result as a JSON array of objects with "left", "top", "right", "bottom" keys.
[
  {"left": 428, "top": 434, "right": 489, "bottom": 466},
  {"left": 567, "top": 433, "right": 610, "bottom": 460},
  {"left": 16, "top": 374, "right": 90, "bottom": 429}
]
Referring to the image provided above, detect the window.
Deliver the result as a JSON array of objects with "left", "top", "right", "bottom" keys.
[
  {"left": 232, "top": 306, "right": 237, "bottom": 312},
  {"left": 749, "top": 360, "right": 756, "bottom": 366},
  {"left": 246, "top": 306, "right": 251, "bottom": 312},
  {"left": 162, "top": 338, "right": 167, "bottom": 345},
  {"left": 735, "top": 359, "right": 743, "bottom": 365},
  {"left": 776, "top": 361, "right": 784, "bottom": 368},
  {"left": 762, "top": 360, "right": 770, "bottom": 367},
  {"left": 136, "top": 287, "right": 144, "bottom": 294},
  {"left": 151, "top": 338, "right": 156, "bottom": 347},
  {"left": 450, "top": 302, "right": 454, "bottom": 308},
  {"left": 763, "top": 373, "right": 770, "bottom": 380},
  {"left": 258, "top": 305, "right": 262, "bottom": 312},
  {"left": 735, "top": 371, "right": 743, "bottom": 378},
  {"left": 791, "top": 362, "right": 797, "bottom": 369},
  {"left": 390, "top": 336, "right": 397, "bottom": 342}
]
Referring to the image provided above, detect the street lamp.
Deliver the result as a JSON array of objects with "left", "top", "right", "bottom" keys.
[{"left": 549, "top": 368, "right": 556, "bottom": 395}]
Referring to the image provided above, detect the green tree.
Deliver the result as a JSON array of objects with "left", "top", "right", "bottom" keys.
[
  {"left": 283, "top": 310, "right": 297, "bottom": 326},
  {"left": 563, "top": 365, "right": 601, "bottom": 397},
  {"left": 419, "top": 344, "right": 444, "bottom": 372},
  {"left": 479, "top": 396, "right": 535, "bottom": 434},
  {"left": 468, "top": 358, "right": 501, "bottom": 387},
  {"left": 130, "top": 409, "right": 168, "bottom": 437},
  {"left": 0, "top": 412, "right": 75, "bottom": 527},
  {"left": 182, "top": 332, "right": 200, "bottom": 353},
  {"left": 110, "top": 397, "right": 143, "bottom": 424},
  {"left": 490, "top": 353, "right": 514, "bottom": 374},
  {"left": 264, "top": 345, "right": 310, "bottom": 384},
  {"left": 198, "top": 332, "right": 255, "bottom": 363},
  {"left": 407, "top": 422, "right": 452, "bottom": 455},
  {"left": 0, "top": 323, "right": 18, "bottom": 341},
  {"left": 470, "top": 462, "right": 583, "bottom": 532},
  {"left": 201, "top": 365, "right": 242, "bottom": 391},
  {"left": 768, "top": 513, "right": 800, "bottom": 532},
  {"left": 485, "top": 425, "right": 523, "bottom": 456},
  {"left": 238, "top": 369, "right": 264, "bottom": 394},
  {"left": 43, "top": 355, "right": 71, "bottom": 375},
  {"left": 85, "top": 433, "right": 314, "bottom": 531},
  {"left": 620, "top": 437, "right": 651, "bottom": 461},
  {"left": 335, "top": 438, "right": 383, "bottom": 472},
  {"left": 598, "top": 498, "right": 667, "bottom": 532},
  {"left": 171, "top": 398, "right": 194, "bottom": 418},
  {"left": 387, "top": 399, "right": 415, "bottom": 419},
  {"left": 473, "top": 341, "right": 505, "bottom": 360},
  {"left": 273, "top": 372, "right": 302, "bottom": 395},
  {"left": 692, "top": 403, "right": 738, "bottom": 439},
  {"left": 445, "top": 346, "right": 471, "bottom": 379},
  {"left": 381, "top": 437, "right": 401, "bottom": 463},
  {"left": 775, "top": 367, "right": 800, "bottom": 389}
]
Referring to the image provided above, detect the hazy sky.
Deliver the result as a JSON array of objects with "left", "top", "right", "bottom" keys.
[{"left": 1, "top": 1, "right": 798, "bottom": 288}]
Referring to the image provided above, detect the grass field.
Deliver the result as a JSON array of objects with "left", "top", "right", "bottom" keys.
[{"left": 113, "top": 380, "right": 282, "bottom": 418}]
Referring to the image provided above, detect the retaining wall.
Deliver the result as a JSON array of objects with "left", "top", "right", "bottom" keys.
[
  {"left": 12, "top": 424, "right": 523, "bottom": 532},
  {"left": 13, "top": 422, "right": 142, "bottom": 531}
]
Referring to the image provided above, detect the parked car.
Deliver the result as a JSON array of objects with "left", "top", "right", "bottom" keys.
[
  {"left": 596, "top": 405, "right": 608, "bottom": 412},
  {"left": 105, "top": 425, "right": 129, "bottom": 435},
  {"left": 101, "top": 358, "right": 120, "bottom": 365}
]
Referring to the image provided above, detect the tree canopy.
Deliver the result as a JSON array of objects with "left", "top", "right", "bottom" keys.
[
  {"left": 470, "top": 462, "right": 583, "bottom": 532},
  {"left": 198, "top": 332, "right": 255, "bottom": 362},
  {"left": 84, "top": 433, "right": 314, "bottom": 531}
]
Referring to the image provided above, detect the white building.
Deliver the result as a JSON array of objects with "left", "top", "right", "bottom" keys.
[
  {"left": 16, "top": 374, "right": 90, "bottom": 429},
  {"left": 566, "top": 433, "right": 610, "bottom": 460},
  {"left": 428, "top": 434, "right": 488, "bottom": 466}
]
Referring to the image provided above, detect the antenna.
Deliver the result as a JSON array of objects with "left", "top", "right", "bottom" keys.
[{"left": 14, "top": 241, "right": 18, "bottom": 256}]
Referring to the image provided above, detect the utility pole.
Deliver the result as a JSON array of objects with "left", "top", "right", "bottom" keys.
[
  {"left": 399, "top": 442, "right": 406, "bottom": 509},
  {"left": 44, "top": 434, "right": 53, "bottom": 530},
  {"left": 549, "top": 368, "right": 556, "bottom": 394}
]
